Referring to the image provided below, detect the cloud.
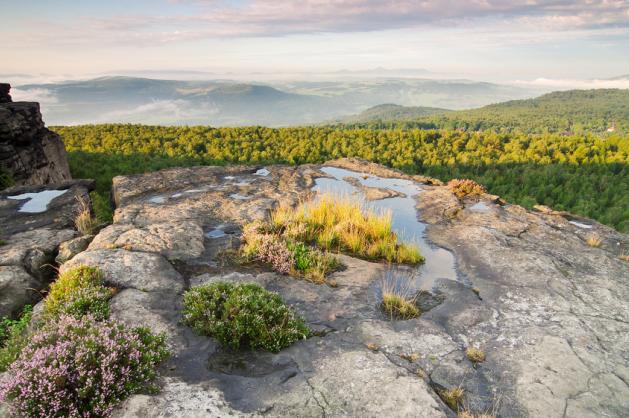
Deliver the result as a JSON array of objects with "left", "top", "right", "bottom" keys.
[
  {"left": 513, "top": 77, "right": 629, "bottom": 90},
  {"left": 88, "top": 100, "right": 218, "bottom": 125},
  {"left": 8, "top": 0, "right": 629, "bottom": 47},
  {"left": 10, "top": 88, "right": 59, "bottom": 104}
]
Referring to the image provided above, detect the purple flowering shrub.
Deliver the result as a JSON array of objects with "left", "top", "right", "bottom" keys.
[
  {"left": 0, "top": 315, "right": 169, "bottom": 418},
  {"left": 242, "top": 222, "right": 294, "bottom": 274}
]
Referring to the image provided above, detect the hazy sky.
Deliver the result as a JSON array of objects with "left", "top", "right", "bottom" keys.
[{"left": 1, "top": 0, "right": 629, "bottom": 83}]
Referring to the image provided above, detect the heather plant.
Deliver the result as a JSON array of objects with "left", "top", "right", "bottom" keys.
[
  {"left": 242, "top": 222, "right": 339, "bottom": 283},
  {"left": 0, "top": 305, "right": 33, "bottom": 372},
  {"left": 44, "top": 265, "right": 114, "bottom": 320},
  {"left": 183, "top": 282, "right": 310, "bottom": 352},
  {"left": 0, "top": 315, "right": 169, "bottom": 418},
  {"left": 447, "top": 179, "right": 487, "bottom": 199}
]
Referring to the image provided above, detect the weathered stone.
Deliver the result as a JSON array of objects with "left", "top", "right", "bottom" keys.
[
  {"left": 0, "top": 83, "right": 10, "bottom": 103},
  {"left": 343, "top": 176, "right": 406, "bottom": 200},
  {"left": 4, "top": 158, "right": 625, "bottom": 417},
  {"left": 112, "top": 378, "right": 258, "bottom": 418},
  {"left": 61, "top": 249, "right": 184, "bottom": 293},
  {"left": 0, "top": 84, "right": 71, "bottom": 187},
  {"left": 0, "top": 265, "right": 42, "bottom": 317},
  {"left": 0, "top": 180, "right": 95, "bottom": 236},
  {"left": 88, "top": 221, "right": 204, "bottom": 260},
  {"left": 56, "top": 234, "right": 94, "bottom": 264}
]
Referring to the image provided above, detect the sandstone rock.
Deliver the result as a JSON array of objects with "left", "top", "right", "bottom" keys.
[
  {"left": 0, "top": 84, "right": 71, "bottom": 187},
  {"left": 61, "top": 249, "right": 184, "bottom": 293},
  {"left": 0, "top": 179, "right": 95, "bottom": 237},
  {"left": 0, "top": 84, "right": 10, "bottom": 103},
  {"left": 112, "top": 378, "right": 258, "bottom": 418},
  {"left": 3, "top": 159, "right": 622, "bottom": 417},
  {"left": 55, "top": 234, "right": 94, "bottom": 264},
  {"left": 343, "top": 176, "right": 406, "bottom": 200},
  {"left": 0, "top": 265, "right": 42, "bottom": 317},
  {"left": 88, "top": 221, "right": 204, "bottom": 260}
]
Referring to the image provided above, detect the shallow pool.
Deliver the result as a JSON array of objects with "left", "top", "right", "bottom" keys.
[
  {"left": 314, "top": 166, "right": 458, "bottom": 290},
  {"left": 8, "top": 189, "right": 68, "bottom": 213}
]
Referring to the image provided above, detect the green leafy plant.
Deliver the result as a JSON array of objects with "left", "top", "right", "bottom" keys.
[
  {"left": 44, "top": 265, "right": 114, "bottom": 320},
  {"left": 0, "top": 306, "right": 33, "bottom": 372},
  {"left": 183, "top": 282, "right": 310, "bottom": 352}
]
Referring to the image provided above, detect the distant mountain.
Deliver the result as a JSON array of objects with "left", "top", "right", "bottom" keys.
[
  {"left": 14, "top": 76, "right": 539, "bottom": 126},
  {"left": 340, "top": 89, "right": 629, "bottom": 133},
  {"left": 608, "top": 74, "right": 629, "bottom": 81},
  {"left": 334, "top": 104, "right": 450, "bottom": 124}
]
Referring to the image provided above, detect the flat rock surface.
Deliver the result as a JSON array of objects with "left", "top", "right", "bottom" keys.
[{"left": 23, "top": 159, "right": 628, "bottom": 417}]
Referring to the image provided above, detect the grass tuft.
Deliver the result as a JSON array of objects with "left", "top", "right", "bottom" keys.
[
  {"left": 586, "top": 235, "right": 602, "bottom": 247},
  {"left": 74, "top": 195, "right": 98, "bottom": 235},
  {"left": 440, "top": 386, "right": 465, "bottom": 410},
  {"left": 466, "top": 346, "right": 486, "bottom": 363},
  {"left": 620, "top": 253, "right": 629, "bottom": 262},
  {"left": 265, "top": 195, "right": 424, "bottom": 264},
  {"left": 379, "top": 269, "right": 420, "bottom": 319}
]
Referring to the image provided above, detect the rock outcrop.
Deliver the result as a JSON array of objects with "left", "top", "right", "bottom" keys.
[
  {"left": 0, "top": 83, "right": 71, "bottom": 187},
  {"left": 43, "top": 159, "right": 628, "bottom": 417},
  {"left": 0, "top": 180, "right": 95, "bottom": 318}
]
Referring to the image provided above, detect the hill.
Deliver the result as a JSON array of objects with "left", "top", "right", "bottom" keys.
[
  {"left": 340, "top": 89, "right": 629, "bottom": 134},
  {"left": 334, "top": 103, "right": 450, "bottom": 124},
  {"left": 13, "top": 76, "right": 537, "bottom": 126}
]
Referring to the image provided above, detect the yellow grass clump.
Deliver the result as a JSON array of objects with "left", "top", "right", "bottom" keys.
[
  {"left": 586, "top": 235, "right": 602, "bottom": 248},
  {"left": 271, "top": 195, "right": 424, "bottom": 264}
]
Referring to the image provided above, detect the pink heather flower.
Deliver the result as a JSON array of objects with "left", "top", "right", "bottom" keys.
[{"left": 0, "top": 315, "right": 168, "bottom": 418}]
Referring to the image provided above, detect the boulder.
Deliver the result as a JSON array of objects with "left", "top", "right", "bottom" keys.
[{"left": 0, "top": 84, "right": 71, "bottom": 187}]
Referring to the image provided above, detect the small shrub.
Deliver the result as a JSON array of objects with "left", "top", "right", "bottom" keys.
[
  {"left": 586, "top": 235, "right": 602, "bottom": 247},
  {"left": 183, "top": 282, "right": 310, "bottom": 352},
  {"left": 45, "top": 265, "right": 113, "bottom": 320},
  {"left": 0, "top": 315, "right": 168, "bottom": 418},
  {"left": 379, "top": 270, "right": 420, "bottom": 319},
  {"left": 242, "top": 222, "right": 339, "bottom": 283},
  {"left": 0, "top": 240, "right": 6, "bottom": 246},
  {"left": 466, "top": 346, "right": 486, "bottom": 363},
  {"left": 448, "top": 179, "right": 487, "bottom": 199},
  {"left": 440, "top": 386, "right": 465, "bottom": 410},
  {"left": 74, "top": 195, "right": 98, "bottom": 235},
  {"left": 0, "top": 306, "right": 33, "bottom": 372}
]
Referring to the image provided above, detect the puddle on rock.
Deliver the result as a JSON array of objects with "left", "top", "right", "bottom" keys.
[
  {"left": 206, "top": 226, "right": 227, "bottom": 239},
  {"left": 230, "top": 193, "right": 251, "bottom": 200},
  {"left": 569, "top": 220, "right": 593, "bottom": 229},
  {"left": 8, "top": 189, "right": 68, "bottom": 213},
  {"left": 149, "top": 196, "right": 167, "bottom": 204},
  {"left": 314, "top": 166, "right": 458, "bottom": 291},
  {"left": 469, "top": 202, "right": 490, "bottom": 213},
  {"left": 254, "top": 168, "right": 270, "bottom": 177}
]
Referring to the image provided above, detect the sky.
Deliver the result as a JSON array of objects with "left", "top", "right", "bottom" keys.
[{"left": 1, "top": 0, "right": 629, "bottom": 85}]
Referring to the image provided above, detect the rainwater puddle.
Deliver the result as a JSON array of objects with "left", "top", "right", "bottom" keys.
[
  {"left": 8, "top": 189, "right": 68, "bottom": 213},
  {"left": 314, "top": 166, "right": 458, "bottom": 291},
  {"left": 569, "top": 220, "right": 593, "bottom": 229}
]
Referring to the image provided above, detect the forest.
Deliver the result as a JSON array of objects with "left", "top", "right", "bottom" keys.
[
  {"left": 340, "top": 89, "right": 629, "bottom": 134},
  {"left": 54, "top": 124, "right": 629, "bottom": 232}
]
